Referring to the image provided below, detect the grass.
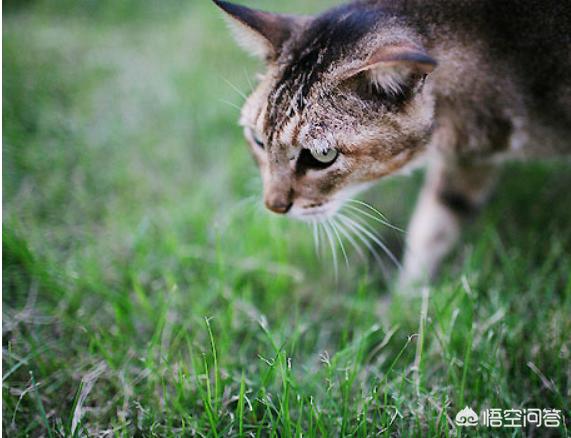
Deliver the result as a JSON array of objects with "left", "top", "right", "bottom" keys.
[{"left": 3, "top": 0, "right": 570, "bottom": 436}]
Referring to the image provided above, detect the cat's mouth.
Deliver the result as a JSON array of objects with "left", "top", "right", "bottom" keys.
[
  {"left": 289, "top": 201, "right": 343, "bottom": 223},
  {"left": 287, "top": 184, "right": 375, "bottom": 223}
]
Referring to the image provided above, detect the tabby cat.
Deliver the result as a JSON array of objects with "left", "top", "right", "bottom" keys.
[{"left": 213, "top": 0, "right": 571, "bottom": 286}]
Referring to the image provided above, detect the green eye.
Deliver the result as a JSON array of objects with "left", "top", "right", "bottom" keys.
[
  {"left": 297, "top": 147, "right": 339, "bottom": 171},
  {"left": 310, "top": 148, "right": 338, "bottom": 164}
]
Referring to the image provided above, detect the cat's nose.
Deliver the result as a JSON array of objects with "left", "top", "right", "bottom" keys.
[{"left": 265, "top": 197, "right": 293, "bottom": 214}]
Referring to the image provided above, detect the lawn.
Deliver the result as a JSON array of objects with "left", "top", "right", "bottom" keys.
[{"left": 3, "top": 0, "right": 570, "bottom": 436}]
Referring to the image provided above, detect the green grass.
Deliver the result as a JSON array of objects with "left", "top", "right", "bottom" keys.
[{"left": 3, "top": 1, "right": 570, "bottom": 436}]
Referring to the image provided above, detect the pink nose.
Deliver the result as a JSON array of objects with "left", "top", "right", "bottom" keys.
[{"left": 264, "top": 197, "right": 293, "bottom": 214}]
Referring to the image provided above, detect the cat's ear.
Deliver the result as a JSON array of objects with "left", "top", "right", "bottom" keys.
[
  {"left": 346, "top": 44, "right": 437, "bottom": 96},
  {"left": 213, "top": 0, "right": 303, "bottom": 61}
]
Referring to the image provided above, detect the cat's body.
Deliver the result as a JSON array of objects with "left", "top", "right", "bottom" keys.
[
  {"left": 404, "top": 0, "right": 571, "bottom": 158},
  {"left": 214, "top": 0, "right": 571, "bottom": 285}
]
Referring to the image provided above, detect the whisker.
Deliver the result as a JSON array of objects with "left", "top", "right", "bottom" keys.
[
  {"left": 312, "top": 220, "right": 320, "bottom": 257},
  {"left": 338, "top": 213, "right": 385, "bottom": 268},
  {"left": 343, "top": 203, "right": 405, "bottom": 233},
  {"left": 319, "top": 222, "right": 327, "bottom": 259},
  {"left": 322, "top": 221, "right": 339, "bottom": 281},
  {"left": 243, "top": 67, "right": 255, "bottom": 94},
  {"left": 221, "top": 76, "right": 248, "bottom": 101},
  {"left": 346, "top": 198, "right": 389, "bottom": 221},
  {"left": 339, "top": 212, "right": 402, "bottom": 269},
  {"left": 328, "top": 219, "right": 349, "bottom": 267},
  {"left": 333, "top": 216, "right": 366, "bottom": 261},
  {"left": 345, "top": 211, "right": 400, "bottom": 266},
  {"left": 339, "top": 214, "right": 393, "bottom": 279},
  {"left": 219, "top": 98, "right": 242, "bottom": 112}
]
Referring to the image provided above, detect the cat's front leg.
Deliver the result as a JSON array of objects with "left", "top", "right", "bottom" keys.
[{"left": 399, "top": 160, "right": 497, "bottom": 289}]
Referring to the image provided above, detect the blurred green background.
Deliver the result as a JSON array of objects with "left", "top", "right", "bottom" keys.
[{"left": 3, "top": 0, "right": 570, "bottom": 435}]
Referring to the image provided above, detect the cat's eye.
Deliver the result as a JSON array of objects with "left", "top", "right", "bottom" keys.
[
  {"left": 297, "top": 147, "right": 339, "bottom": 171},
  {"left": 249, "top": 129, "right": 265, "bottom": 149},
  {"left": 310, "top": 148, "right": 338, "bottom": 164},
  {"left": 253, "top": 135, "right": 265, "bottom": 149}
]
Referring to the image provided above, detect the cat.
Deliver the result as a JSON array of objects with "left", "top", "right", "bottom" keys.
[{"left": 213, "top": 0, "right": 571, "bottom": 287}]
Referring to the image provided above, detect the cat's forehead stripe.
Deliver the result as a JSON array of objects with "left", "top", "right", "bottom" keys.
[
  {"left": 264, "top": 3, "right": 386, "bottom": 143},
  {"left": 277, "top": 115, "right": 301, "bottom": 146}
]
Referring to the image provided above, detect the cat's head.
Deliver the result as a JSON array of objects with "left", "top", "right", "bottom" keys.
[{"left": 214, "top": 0, "right": 436, "bottom": 221}]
